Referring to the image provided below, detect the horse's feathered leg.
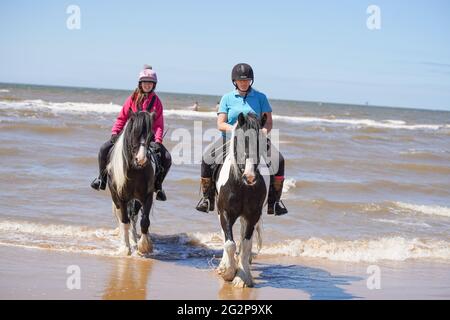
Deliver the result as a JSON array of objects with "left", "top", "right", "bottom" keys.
[
  {"left": 113, "top": 201, "right": 131, "bottom": 256},
  {"left": 217, "top": 211, "right": 238, "bottom": 281},
  {"left": 128, "top": 200, "right": 141, "bottom": 248},
  {"left": 233, "top": 220, "right": 255, "bottom": 288},
  {"left": 137, "top": 194, "right": 153, "bottom": 255}
]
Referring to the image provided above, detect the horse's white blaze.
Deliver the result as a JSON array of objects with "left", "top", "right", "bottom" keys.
[
  {"left": 244, "top": 158, "right": 255, "bottom": 178},
  {"left": 107, "top": 122, "right": 130, "bottom": 197},
  {"left": 136, "top": 137, "right": 146, "bottom": 165}
]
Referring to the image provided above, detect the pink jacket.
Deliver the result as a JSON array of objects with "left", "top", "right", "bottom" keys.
[{"left": 111, "top": 92, "right": 164, "bottom": 143}]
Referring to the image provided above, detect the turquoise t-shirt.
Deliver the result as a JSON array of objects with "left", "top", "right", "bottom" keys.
[{"left": 218, "top": 88, "right": 272, "bottom": 126}]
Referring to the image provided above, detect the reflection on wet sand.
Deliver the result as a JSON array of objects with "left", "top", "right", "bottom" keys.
[
  {"left": 218, "top": 281, "right": 257, "bottom": 300},
  {"left": 103, "top": 257, "right": 153, "bottom": 300}
]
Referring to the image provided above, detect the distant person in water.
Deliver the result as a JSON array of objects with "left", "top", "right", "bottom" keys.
[
  {"left": 189, "top": 101, "right": 199, "bottom": 111},
  {"left": 90, "top": 65, "right": 172, "bottom": 201},
  {"left": 215, "top": 101, "right": 220, "bottom": 112}
]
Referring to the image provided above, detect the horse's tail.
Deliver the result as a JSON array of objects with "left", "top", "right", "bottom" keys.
[{"left": 106, "top": 123, "right": 129, "bottom": 197}]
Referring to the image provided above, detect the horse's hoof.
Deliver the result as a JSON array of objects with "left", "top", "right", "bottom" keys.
[
  {"left": 232, "top": 269, "right": 254, "bottom": 288},
  {"left": 232, "top": 275, "right": 253, "bottom": 288},
  {"left": 217, "top": 266, "right": 237, "bottom": 282},
  {"left": 118, "top": 246, "right": 131, "bottom": 256},
  {"left": 137, "top": 235, "right": 153, "bottom": 255}
]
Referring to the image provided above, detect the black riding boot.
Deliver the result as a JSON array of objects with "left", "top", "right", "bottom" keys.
[
  {"left": 267, "top": 178, "right": 288, "bottom": 216},
  {"left": 195, "top": 178, "right": 215, "bottom": 213},
  {"left": 154, "top": 176, "right": 167, "bottom": 201}
]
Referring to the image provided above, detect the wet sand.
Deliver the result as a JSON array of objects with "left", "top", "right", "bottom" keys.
[{"left": 1, "top": 245, "right": 448, "bottom": 300}]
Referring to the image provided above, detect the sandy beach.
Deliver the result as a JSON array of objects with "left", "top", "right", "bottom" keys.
[{"left": 1, "top": 245, "right": 448, "bottom": 300}]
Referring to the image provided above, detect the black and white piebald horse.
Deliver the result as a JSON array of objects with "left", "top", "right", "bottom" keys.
[
  {"left": 215, "top": 112, "right": 269, "bottom": 287},
  {"left": 106, "top": 110, "right": 156, "bottom": 256}
]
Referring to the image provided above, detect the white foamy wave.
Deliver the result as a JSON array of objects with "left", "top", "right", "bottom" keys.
[
  {"left": 0, "top": 99, "right": 122, "bottom": 114},
  {"left": 273, "top": 114, "right": 444, "bottom": 130},
  {"left": 372, "top": 219, "right": 431, "bottom": 228},
  {"left": 0, "top": 89, "right": 10, "bottom": 93},
  {"left": 393, "top": 202, "right": 450, "bottom": 218},
  {"left": 0, "top": 220, "right": 121, "bottom": 257},
  {"left": 0, "top": 99, "right": 446, "bottom": 131},
  {"left": 283, "top": 178, "right": 296, "bottom": 193},
  {"left": 259, "top": 237, "right": 450, "bottom": 262},
  {"left": 164, "top": 109, "right": 217, "bottom": 119}
]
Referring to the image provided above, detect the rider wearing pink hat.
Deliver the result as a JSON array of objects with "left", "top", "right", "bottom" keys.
[{"left": 91, "top": 65, "right": 171, "bottom": 201}]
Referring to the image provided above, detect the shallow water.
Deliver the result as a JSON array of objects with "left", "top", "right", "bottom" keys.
[{"left": 1, "top": 83, "right": 450, "bottom": 264}]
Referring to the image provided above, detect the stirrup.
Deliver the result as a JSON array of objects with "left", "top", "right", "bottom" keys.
[{"left": 274, "top": 200, "right": 288, "bottom": 216}]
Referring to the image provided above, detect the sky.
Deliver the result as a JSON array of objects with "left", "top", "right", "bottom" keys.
[{"left": 0, "top": 0, "right": 449, "bottom": 110}]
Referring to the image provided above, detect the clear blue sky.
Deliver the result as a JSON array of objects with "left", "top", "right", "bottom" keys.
[{"left": 1, "top": 0, "right": 449, "bottom": 110}]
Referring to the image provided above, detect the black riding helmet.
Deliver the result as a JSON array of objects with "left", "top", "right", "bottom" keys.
[{"left": 231, "top": 63, "right": 254, "bottom": 92}]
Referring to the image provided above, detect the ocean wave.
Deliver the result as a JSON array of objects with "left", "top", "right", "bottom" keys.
[
  {"left": 0, "top": 122, "right": 76, "bottom": 135},
  {"left": 0, "top": 99, "right": 448, "bottom": 131},
  {"left": 388, "top": 162, "right": 450, "bottom": 175},
  {"left": 272, "top": 114, "right": 445, "bottom": 131},
  {"left": 0, "top": 99, "right": 122, "bottom": 114},
  {"left": 0, "top": 220, "right": 219, "bottom": 259},
  {"left": 0, "top": 89, "right": 10, "bottom": 93},
  {"left": 187, "top": 231, "right": 450, "bottom": 262},
  {"left": 372, "top": 218, "right": 431, "bottom": 228},
  {"left": 259, "top": 237, "right": 450, "bottom": 262},
  {"left": 1, "top": 220, "right": 449, "bottom": 262},
  {"left": 392, "top": 202, "right": 450, "bottom": 218}
]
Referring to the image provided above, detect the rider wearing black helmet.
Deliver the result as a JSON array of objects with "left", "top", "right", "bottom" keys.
[{"left": 195, "top": 63, "right": 288, "bottom": 216}]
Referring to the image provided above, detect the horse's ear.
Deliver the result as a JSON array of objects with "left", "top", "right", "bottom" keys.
[
  {"left": 149, "top": 111, "right": 156, "bottom": 121},
  {"left": 238, "top": 112, "right": 246, "bottom": 127},
  {"left": 261, "top": 113, "right": 267, "bottom": 128}
]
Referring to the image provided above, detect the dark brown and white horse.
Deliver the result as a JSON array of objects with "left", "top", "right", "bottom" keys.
[
  {"left": 106, "top": 110, "right": 156, "bottom": 256},
  {"left": 215, "top": 112, "right": 269, "bottom": 287}
]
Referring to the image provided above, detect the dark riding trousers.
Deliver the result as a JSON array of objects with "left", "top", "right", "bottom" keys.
[{"left": 201, "top": 136, "right": 285, "bottom": 178}]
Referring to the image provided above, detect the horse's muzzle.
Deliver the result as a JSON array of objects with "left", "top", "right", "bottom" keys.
[
  {"left": 243, "top": 174, "right": 256, "bottom": 186},
  {"left": 134, "top": 158, "right": 148, "bottom": 168}
]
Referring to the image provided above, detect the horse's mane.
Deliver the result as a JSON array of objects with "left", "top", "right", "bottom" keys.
[{"left": 107, "top": 111, "right": 154, "bottom": 197}]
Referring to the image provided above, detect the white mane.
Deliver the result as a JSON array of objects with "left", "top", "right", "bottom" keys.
[{"left": 106, "top": 121, "right": 130, "bottom": 197}]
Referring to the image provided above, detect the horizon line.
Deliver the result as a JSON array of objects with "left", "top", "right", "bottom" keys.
[{"left": 0, "top": 81, "right": 449, "bottom": 113}]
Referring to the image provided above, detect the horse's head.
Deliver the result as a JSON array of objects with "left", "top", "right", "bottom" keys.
[
  {"left": 232, "top": 112, "right": 267, "bottom": 186},
  {"left": 124, "top": 110, "right": 155, "bottom": 169}
]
